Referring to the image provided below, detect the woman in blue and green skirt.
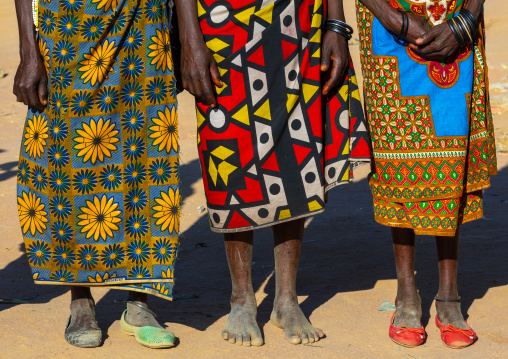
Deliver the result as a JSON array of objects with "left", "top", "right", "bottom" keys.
[{"left": 14, "top": 0, "right": 180, "bottom": 348}]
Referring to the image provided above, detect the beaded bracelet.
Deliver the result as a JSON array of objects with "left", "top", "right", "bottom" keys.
[
  {"left": 32, "top": 0, "right": 38, "bottom": 30},
  {"left": 324, "top": 19, "right": 353, "bottom": 40}
]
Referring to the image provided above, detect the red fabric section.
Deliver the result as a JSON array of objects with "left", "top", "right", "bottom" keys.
[{"left": 237, "top": 177, "right": 263, "bottom": 203}]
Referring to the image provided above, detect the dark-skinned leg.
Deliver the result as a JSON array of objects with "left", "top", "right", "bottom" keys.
[
  {"left": 435, "top": 230, "right": 468, "bottom": 329},
  {"left": 221, "top": 230, "right": 264, "bottom": 347},
  {"left": 270, "top": 218, "right": 324, "bottom": 345},
  {"left": 125, "top": 291, "right": 162, "bottom": 328},
  {"left": 65, "top": 286, "right": 102, "bottom": 347},
  {"left": 391, "top": 227, "right": 422, "bottom": 328}
]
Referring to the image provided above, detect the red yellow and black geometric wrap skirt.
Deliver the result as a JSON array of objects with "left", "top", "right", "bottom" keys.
[
  {"left": 357, "top": 0, "right": 497, "bottom": 236},
  {"left": 196, "top": 0, "right": 371, "bottom": 233}
]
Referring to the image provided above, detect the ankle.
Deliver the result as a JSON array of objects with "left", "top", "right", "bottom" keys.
[{"left": 230, "top": 291, "right": 256, "bottom": 307}]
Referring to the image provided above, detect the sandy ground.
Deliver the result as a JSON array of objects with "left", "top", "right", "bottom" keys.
[{"left": 0, "top": 2, "right": 507, "bottom": 359}]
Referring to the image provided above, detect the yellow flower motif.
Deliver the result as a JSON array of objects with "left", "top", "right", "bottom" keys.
[
  {"left": 74, "top": 118, "right": 119, "bottom": 164},
  {"left": 152, "top": 188, "right": 180, "bottom": 233},
  {"left": 88, "top": 272, "right": 117, "bottom": 283},
  {"left": 38, "top": 38, "right": 50, "bottom": 76},
  {"left": 91, "top": 0, "right": 119, "bottom": 12},
  {"left": 148, "top": 28, "right": 172, "bottom": 72},
  {"left": 18, "top": 191, "right": 48, "bottom": 236},
  {"left": 23, "top": 114, "right": 49, "bottom": 160},
  {"left": 152, "top": 283, "right": 169, "bottom": 296},
  {"left": 78, "top": 40, "right": 116, "bottom": 86},
  {"left": 77, "top": 195, "right": 122, "bottom": 241},
  {"left": 149, "top": 106, "right": 178, "bottom": 153},
  {"left": 161, "top": 268, "right": 172, "bottom": 278}
]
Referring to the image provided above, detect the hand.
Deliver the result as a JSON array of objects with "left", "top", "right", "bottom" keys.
[
  {"left": 13, "top": 47, "right": 48, "bottom": 111},
  {"left": 409, "top": 23, "right": 460, "bottom": 61},
  {"left": 405, "top": 13, "right": 431, "bottom": 45},
  {"left": 180, "top": 37, "right": 222, "bottom": 107},
  {"left": 320, "top": 30, "right": 348, "bottom": 95},
  {"left": 378, "top": 10, "right": 430, "bottom": 45}
]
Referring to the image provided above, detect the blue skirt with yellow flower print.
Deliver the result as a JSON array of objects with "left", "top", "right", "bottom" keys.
[{"left": 17, "top": 0, "right": 179, "bottom": 300}]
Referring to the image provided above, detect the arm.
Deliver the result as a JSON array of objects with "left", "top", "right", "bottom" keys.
[
  {"left": 413, "top": 0, "right": 486, "bottom": 61},
  {"left": 321, "top": 0, "right": 348, "bottom": 95},
  {"left": 359, "top": 0, "right": 430, "bottom": 44},
  {"left": 174, "top": 0, "right": 222, "bottom": 107},
  {"left": 13, "top": 0, "right": 48, "bottom": 110}
]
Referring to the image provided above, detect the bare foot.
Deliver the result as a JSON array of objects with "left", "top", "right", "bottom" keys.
[
  {"left": 393, "top": 291, "right": 422, "bottom": 328},
  {"left": 271, "top": 297, "right": 324, "bottom": 345},
  {"left": 436, "top": 300, "right": 469, "bottom": 329},
  {"left": 222, "top": 296, "right": 263, "bottom": 347}
]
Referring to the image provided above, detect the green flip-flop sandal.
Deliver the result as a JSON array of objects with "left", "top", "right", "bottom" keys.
[{"left": 120, "top": 304, "right": 175, "bottom": 349}]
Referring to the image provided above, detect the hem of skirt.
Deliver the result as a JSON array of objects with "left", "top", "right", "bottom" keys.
[
  {"left": 209, "top": 208, "right": 325, "bottom": 233},
  {"left": 33, "top": 280, "right": 175, "bottom": 300},
  {"left": 325, "top": 159, "right": 371, "bottom": 193},
  {"left": 114, "top": 286, "right": 174, "bottom": 301},
  {"left": 33, "top": 279, "right": 174, "bottom": 286}
]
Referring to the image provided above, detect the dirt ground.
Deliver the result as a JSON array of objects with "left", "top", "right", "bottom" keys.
[{"left": 0, "top": 1, "right": 507, "bottom": 359}]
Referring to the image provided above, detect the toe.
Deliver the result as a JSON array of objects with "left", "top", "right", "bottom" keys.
[
  {"left": 228, "top": 334, "right": 236, "bottom": 344},
  {"left": 300, "top": 333, "right": 309, "bottom": 344},
  {"left": 222, "top": 329, "right": 230, "bottom": 340},
  {"left": 235, "top": 333, "right": 243, "bottom": 346},
  {"left": 307, "top": 332, "right": 316, "bottom": 343},
  {"left": 315, "top": 328, "right": 325, "bottom": 338},
  {"left": 242, "top": 333, "right": 251, "bottom": 347},
  {"left": 251, "top": 336, "right": 264, "bottom": 346},
  {"left": 285, "top": 330, "right": 302, "bottom": 345}
]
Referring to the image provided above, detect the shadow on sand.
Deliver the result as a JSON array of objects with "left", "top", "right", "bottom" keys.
[{"left": 1, "top": 157, "right": 507, "bottom": 339}]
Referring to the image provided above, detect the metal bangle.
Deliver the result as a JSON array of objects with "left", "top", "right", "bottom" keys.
[{"left": 454, "top": 15, "right": 471, "bottom": 44}]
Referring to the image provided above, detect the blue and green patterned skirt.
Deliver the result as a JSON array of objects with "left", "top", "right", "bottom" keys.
[{"left": 17, "top": 0, "right": 179, "bottom": 300}]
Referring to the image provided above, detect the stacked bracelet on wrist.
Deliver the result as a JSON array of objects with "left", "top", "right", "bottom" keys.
[
  {"left": 447, "top": 9, "right": 479, "bottom": 48},
  {"left": 324, "top": 19, "right": 353, "bottom": 40},
  {"left": 397, "top": 10, "right": 409, "bottom": 43}
]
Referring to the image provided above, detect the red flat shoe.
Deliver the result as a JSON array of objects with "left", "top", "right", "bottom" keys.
[
  {"left": 435, "top": 315, "right": 477, "bottom": 349},
  {"left": 389, "top": 313, "right": 426, "bottom": 348}
]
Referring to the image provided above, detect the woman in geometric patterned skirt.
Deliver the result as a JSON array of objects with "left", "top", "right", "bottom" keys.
[
  {"left": 176, "top": 0, "right": 370, "bottom": 347},
  {"left": 357, "top": 0, "right": 496, "bottom": 348},
  {"left": 14, "top": 0, "right": 179, "bottom": 348}
]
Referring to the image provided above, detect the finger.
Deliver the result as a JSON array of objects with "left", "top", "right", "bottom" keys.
[
  {"left": 27, "top": 83, "right": 44, "bottom": 110},
  {"left": 416, "top": 29, "right": 439, "bottom": 45},
  {"left": 38, "top": 78, "right": 48, "bottom": 107},
  {"left": 320, "top": 43, "right": 332, "bottom": 72},
  {"left": 19, "top": 88, "right": 31, "bottom": 108},
  {"left": 199, "top": 78, "right": 217, "bottom": 107},
  {"left": 323, "top": 56, "right": 346, "bottom": 95},
  {"left": 13, "top": 86, "right": 22, "bottom": 102},
  {"left": 209, "top": 60, "right": 223, "bottom": 88},
  {"left": 413, "top": 42, "right": 442, "bottom": 58}
]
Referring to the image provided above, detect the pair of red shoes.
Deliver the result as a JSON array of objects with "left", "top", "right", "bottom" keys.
[{"left": 389, "top": 307, "right": 477, "bottom": 349}]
